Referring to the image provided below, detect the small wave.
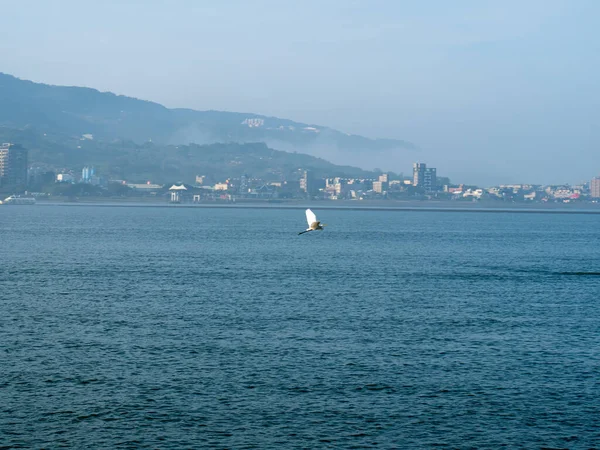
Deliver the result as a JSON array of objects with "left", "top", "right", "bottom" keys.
[{"left": 558, "top": 271, "right": 600, "bottom": 276}]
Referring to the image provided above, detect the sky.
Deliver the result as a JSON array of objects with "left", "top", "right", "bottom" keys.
[{"left": 1, "top": 0, "right": 599, "bottom": 185}]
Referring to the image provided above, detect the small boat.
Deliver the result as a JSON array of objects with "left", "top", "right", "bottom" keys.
[{"left": 2, "top": 195, "right": 36, "bottom": 205}]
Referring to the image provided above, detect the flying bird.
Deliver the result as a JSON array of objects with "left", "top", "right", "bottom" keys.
[{"left": 298, "top": 208, "right": 325, "bottom": 235}]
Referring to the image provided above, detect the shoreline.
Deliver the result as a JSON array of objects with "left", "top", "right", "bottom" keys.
[{"left": 28, "top": 198, "right": 600, "bottom": 214}]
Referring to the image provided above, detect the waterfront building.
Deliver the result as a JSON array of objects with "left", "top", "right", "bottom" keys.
[
  {"left": 325, "top": 177, "right": 346, "bottom": 197},
  {"left": 239, "top": 174, "right": 249, "bottom": 195},
  {"left": 126, "top": 182, "right": 163, "bottom": 191},
  {"left": 0, "top": 143, "right": 28, "bottom": 190},
  {"left": 591, "top": 177, "right": 600, "bottom": 198},
  {"left": 413, "top": 162, "right": 437, "bottom": 192},
  {"left": 300, "top": 170, "right": 316, "bottom": 196},
  {"left": 375, "top": 173, "right": 389, "bottom": 193},
  {"left": 56, "top": 173, "right": 75, "bottom": 183},
  {"left": 169, "top": 184, "right": 187, "bottom": 203},
  {"left": 81, "top": 166, "right": 95, "bottom": 183},
  {"left": 590, "top": 177, "right": 600, "bottom": 198}
]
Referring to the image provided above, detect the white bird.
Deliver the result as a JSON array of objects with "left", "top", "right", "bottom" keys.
[{"left": 298, "top": 208, "right": 326, "bottom": 235}]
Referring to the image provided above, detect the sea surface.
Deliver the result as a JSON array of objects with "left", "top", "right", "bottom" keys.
[{"left": 1, "top": 205, "right": 599, "bottom": 449}]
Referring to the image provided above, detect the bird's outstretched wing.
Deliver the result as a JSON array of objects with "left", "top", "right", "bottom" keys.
[{"left": 306, "top": 209, "right": 317, "bottom": 227}]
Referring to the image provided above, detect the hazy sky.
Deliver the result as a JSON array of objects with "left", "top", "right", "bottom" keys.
[{"left": 1, "top": 0, "right": 599, "bottom": 184}]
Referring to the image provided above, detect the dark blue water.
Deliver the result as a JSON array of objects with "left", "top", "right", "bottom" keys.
[{"left": 1, "top": 205, "right": 599, "bottom": 449}]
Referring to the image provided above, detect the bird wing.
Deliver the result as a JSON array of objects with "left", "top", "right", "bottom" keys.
[{"left": 305, "top": 209, "right": 317, "bottom": 227}]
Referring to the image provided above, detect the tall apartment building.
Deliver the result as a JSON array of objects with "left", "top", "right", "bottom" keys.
[
  {"left": 373, "top": 181, "right": 384, "bottom": 193},
  {"left": 375, "top": 173, "right": 389, "bottom": 193},
  {"left": 81, "top": 166, "right": 95, "bottom": 183},
  {"left": 413, "top": 162, "right": 437, "bottom": 192},
  {"left": 591, "top": 177, "right": 600, "bottom": 198},
  {"left": 0, "top": 143, "right": 28, "bottom": 190},
  {"left": 300, "top": 170, "right": 316, "bottom": 196}
]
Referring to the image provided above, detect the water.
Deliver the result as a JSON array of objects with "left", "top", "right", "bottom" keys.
[{"left": 1, "top": 205, "right": 599, "bottom": 449}]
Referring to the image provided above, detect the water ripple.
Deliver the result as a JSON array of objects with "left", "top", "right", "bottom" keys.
[{"left": 1, "top": 206, "right": 599, "bottom": 448}]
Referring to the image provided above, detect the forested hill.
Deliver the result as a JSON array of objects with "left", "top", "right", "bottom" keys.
[{"left": 0, "top": 126, "right": 381, "bottom": 183}]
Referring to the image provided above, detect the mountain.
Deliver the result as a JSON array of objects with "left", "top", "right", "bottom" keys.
[
  {"left": 0, "top": 72, "right": 416, "bottom": 168},
  {"left": 2, "top": 125, "right": 382, "bottom": 184}
]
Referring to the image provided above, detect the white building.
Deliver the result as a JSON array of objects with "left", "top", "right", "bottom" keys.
[
  {"left": 56, "top": 173, "right": 74, "bottom": 183},
  {"left": 169, "top": 184, "right": 187, "bottom": 203}
]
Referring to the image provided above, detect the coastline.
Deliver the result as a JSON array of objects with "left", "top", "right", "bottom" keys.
[{"left": 30, "top": 197, "right": 600, "bottom": 214}]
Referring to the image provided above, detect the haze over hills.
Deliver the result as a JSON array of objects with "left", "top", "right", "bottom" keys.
[{"left": 0, "top": 72, "right": 417, "bottom": 175}]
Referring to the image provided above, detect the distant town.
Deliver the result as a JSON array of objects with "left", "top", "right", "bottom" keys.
[{"left": 1, "top": 142, "right": 600, "bottom": 205}]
